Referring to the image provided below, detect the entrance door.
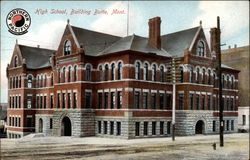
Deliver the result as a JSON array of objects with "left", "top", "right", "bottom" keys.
[
  {"left": 39, "top": 118, "right": 43, "bottom": 133},
  {"left": 195, "top": 120, "right": 204, "bottom": 134},
  {"left": 61, "top": 117, "right": 71, "bottom": 136}
]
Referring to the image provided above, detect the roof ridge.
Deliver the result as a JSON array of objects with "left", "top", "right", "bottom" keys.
[
  {"left": 18, "top": 44, "right": 56, "bottom": 51},
  {"left": 162, "top": 26, "right": 200, "bottom": 37}
]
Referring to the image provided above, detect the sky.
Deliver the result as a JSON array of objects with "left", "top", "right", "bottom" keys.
[{"left": 0, "top": 1, "right": 249, "bottom": 103}]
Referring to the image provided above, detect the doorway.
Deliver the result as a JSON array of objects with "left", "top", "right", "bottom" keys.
[
  {"left": 61, "top": 116, "right": 72, "bottom": 136},
  {"left": 195, "top": 120, "right": 204, "bottom": 134}
]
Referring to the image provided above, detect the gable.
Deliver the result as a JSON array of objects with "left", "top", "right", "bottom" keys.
[{"left": 9, "top": 44, "right": 23, "bottom": 68}]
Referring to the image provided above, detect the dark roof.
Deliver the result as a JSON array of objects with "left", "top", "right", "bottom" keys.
[
  {"left": 99, "top": 34, "right": 172, "bottom": 57},
  {"left": 19, "top": 45, "right": 55, "bottom": 69},
  {"left": 161, "top": 27, "right": 200, "bottom": 57},
  {"left": 71, "top": 26, "right": 121, "bottom": 56}
]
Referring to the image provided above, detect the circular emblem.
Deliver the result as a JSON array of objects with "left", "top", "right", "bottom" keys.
[{"left": 6, "top": 8, "right": 31, "bottom": 35}]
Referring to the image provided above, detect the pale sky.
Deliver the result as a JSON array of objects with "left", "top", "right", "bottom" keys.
[{"left": 0, "top": 1, "right": 249, "bottom": 103}]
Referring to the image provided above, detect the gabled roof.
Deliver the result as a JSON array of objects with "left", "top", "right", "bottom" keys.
[
  {"left": 99, "top": 34, "right": 172, "bottom": 57},
  {"left": 18, "top": 45, "right": 55, "bottom": 69},
  {"left": 161, "top": 27, "right": 200, "bottom": 57},
  {"left": 71, "top": 26, "right": 121, "bottom": 56}
]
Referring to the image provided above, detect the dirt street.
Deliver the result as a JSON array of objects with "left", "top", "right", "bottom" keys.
[{"left": 0, "top": 133, "right": 249, "bottom": 160}]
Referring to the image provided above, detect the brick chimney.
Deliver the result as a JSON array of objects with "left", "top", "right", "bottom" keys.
[
  {"left": 210, "top": 27, "right": 220, "bottom": 53},
  {"left": 148, "top": 17, "right": 161, "bottom": 49}
]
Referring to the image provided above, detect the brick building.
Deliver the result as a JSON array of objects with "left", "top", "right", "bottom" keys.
[{"left": 6, "top": 17, "right": 239, "bottom": 139}]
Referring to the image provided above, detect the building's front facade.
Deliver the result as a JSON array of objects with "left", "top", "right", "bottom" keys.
[{"left": 6, "top": 17, "right": 240, "bottom": 139}]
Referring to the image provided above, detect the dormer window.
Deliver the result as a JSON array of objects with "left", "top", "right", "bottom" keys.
[
  {"left": 64, "top": 40, "right": 71, "bottom": 55},
  {"left": 14, "top": 56, "right": 18, "bottom": 67},
  {"left": 197, "top": 41, "right": 205, "bottom": 57}
]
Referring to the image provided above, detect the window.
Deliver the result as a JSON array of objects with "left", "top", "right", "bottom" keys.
[
  {"left": 64, "top": 40, "right": 71, "bottom": 55},
  {"left": 73, "top": 92, "right": 77, "bottom": 108},
  {"left": 207, "top": 95, "right": 211, "bottom": 110},
  {"left": 58, "top": 69, "right": 61, "bottom": 83},
  {"left": 50, "top": 118, "right": 53, "bottom": 129},
  {"left": 180, "top": 67, "right": 184, "bottom": 83},
  {"left": 227, "top": 76, "right": 230, "bottom": 89},
  {"left": 27, "top": 75, "right": 32, "bottom": 88},
  {"left": 62, "top": 93, "right": 66, "bottom": 108},
  {"left": 14, "top": 56, "right": 18, "bottom": 67},
  {"left": 135, "top": 122, "right": 140, "bottom": 136},
  {"left": 111, "top": 92, "right": 115, "bottom": 109},
  {"left": 196, "top": 95, "right": 200, "bottom": 110},
  {"left": 231, "top": 120, "right": 234, "bottom": 130},
  {"left": 143, "top": 92, "right": 148, "bottom": 109},
  {"left": 51, "top": 73, "right": 54, "bottom": 86},
  {"left": 116, "top": 122, "right": 121, "bottom": 135},
  {"left": 85, "top": 65, "right": 91, "bottom": 81},
  {"left": 73, "top": 66, "right": 77, "bottom": 81},
  {"left": 151, "top": 93, "right": 156, "bottom": 109},
  {"left": 40, "top": 75, "right": 43, "bottom": 88},
  {"left": 201, "top": 95, "right": 205, "bottom": 110},
  {"left": 197, "top": 41, "right": 205, "bottom": 56},
  {"left": 104, "top": 121, "right": 107, "bottom": 134},
  {"left": 68, "top": 93, "right": 71, "bottom": 108},
  {"left": 190, "top": 67, "right": 193, "bottom": 83},
  {"left": 178, "top": 93, "right": 184, "bottom": 110},
  {"left": 118, "top": 62, "right": 122, "bottom": 80},
  {"left": 99, "top": 66, "right": 103, "bottom": 81},
  {"left": 152, "top": 64, "right": 157, "bottom": 81},
  {"left": 213, "top": 121, "right": 216, "bottom": 132},
  {"left": 208, "top": 70, "right": 211, "bottom": 85},
  {"left": 144, "top": 63, "right": 149, "bottom": 80},
  {"left": 160, "top": 121, "right": 164, "bottom": 135},
  {"left": 111, "top": 63, "right": 115, "bottom": 80},
  {"left": 57, "top": 94, "right": 60, "bottom": 108},
  {"left": 36, "top": 96, "right": 39, "bottom": 108},
  {"left": 50, "top": 95, "right": 53, "bottom": 108},
  {"left": 27, "top": 117, "right": 32, "bottom": 127},
  {"left": 110, "top": 121, "right": 114, "bottom": 135},
  {"left": 196, "top": 68, "right": 200, "bottom": 83},
  {"left": 135, "top": 62, "right": 140, "bottom": 80},
  {"left": 40, "top": 96, "right": 43, "bottom": 109},
  {"left": 160, "top": 93, "right": 164, "bottom": 109},
  {"left": 166, "top": 94, "right": 172, "bottom": 110},
  {"left": 27, "top": 96, "right": 32, "bottom": 108},
  {"left": 160, "top": 66, "right": 164, "bottom": 82},
  {"left": 226, "top": 120, "right": 229, "bottom": 131},
  {"left": 44, "top": 75, "right": 47, "bottom": 87},
  {"left": 62, "top": 67, "right": 66, "bottom": 83},
  {"left": 189, "top": 94, "right": 194, "bottom": 110},
  {"left": 152, "top": 121, "right": 156, "bottom": 135},
  {"left": 134, "top": 92, "right": 140, "bottom": 109},
  {"left": 98, "top": 93, "right": 102, "bottom": 109},
  {"left": 44, "top": 96, "right": 47, "bottom": 108},
  {"left": 167, "top": 121, "right": 171, "bottom": 134},
  {"left": 144, "top": 122, "right": 148, "bottom": 135},
  {"left": 231, "top": 76, "right": 234, "bottom": 89},
  {"left": 105, "top": 64, "right": 109, "bottom": 81},
  {"left": 104, "top": 92, "right": 108, "bottom": 109},
  {"left": 222, "top": 75, "right": 225, "bottom": 88},
  {"left": 98, "top": 121, "right": 101, "bottom": 134},
  {"left": 85, "top": 92, "right": 91, "bottom": 108},
  {"left": 242, "top": 115, "right": 246, "bottom": 125},
  {"left": 230, "top": 98, "right": 233, "bottom": 111},
  {"left": 202, "top": 69, "right": 206, "bottom": 84},
  {"left": 68, "top": 66, "right": 71, "bottom": 82},
  {"left": 213, "top": 73, "right": 216, "bottom": 87},
  {"left": 117, "top": 91, "right": 122, "bottom": 109}
]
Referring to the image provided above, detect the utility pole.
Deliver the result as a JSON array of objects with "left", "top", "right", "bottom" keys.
[
  {"left": 172, "top": 58, "right": 176, "bottom": 141},
  {"left": 217, "top": 16, "right": 224, "bottom": 147}
]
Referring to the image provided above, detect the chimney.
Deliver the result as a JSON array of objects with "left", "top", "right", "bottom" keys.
[
  {"left": 228, "top": 45, "right": 231, "bottom": 49},
  {"left": 37, "top": 45, "right": 40, "bottom": 48},
  {"left": 148, "top": 17, "right": 161, "bottom": 49},
  {"left": 234, "top": 44, "right": 237, "bottom": 48}
]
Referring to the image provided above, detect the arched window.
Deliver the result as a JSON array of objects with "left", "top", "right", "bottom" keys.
[
  {"left": 73, "top": 66, "right": 77, "bottom": 81},
  {"left": 68, "top": 66, "right": 71, "bottom": 82},
  {"left": 27, "top": 75, "right": 32, "bottom": 88},
  {"left": 160, "top": 66, "right": 164, "bottom": 82},
  {"left": 197, "top": 41, "right": 205, "bottom": 57},
  {"left": 19, "top": 76, "right": 21, "bottom": 88},
  {"left": 40, "top": 75, "right": 43, "bottom": 88},
  {"left": 222, "top": 75, "right": 225, "bottom": 88},
  {"left": 62, "top": 67, "right": 66, "bottom": 83},
  {"left": 44, "top": 75, "right": 47, "bottom": 87},
  {"left": 152, "top": 64, "right": 157, "bottom": 81},
  {"left": 118, "top": 62, "right": 122, "bottom": 80},
  {"left": 231, "top": 76, "right": 234, "bottom": 89},
  {"left": 14, "top": 56, "right": 18, "bottom": 67},
  {"left": 213, "top": 73, "right": 216, "bottom": 87},
  {"left": 85, "top": 65, "right": 91, "bottom": 81},
  {"left": 202, "top": 68, "right": 206, "bottom": 84},
  {"left": 196, "top": 68, "right": 200, "bottom": 83},
  {"left": 36, "top": 76, "right": 39, "bottom": 88},
  {"left": 208, "top": 70, "right": 211, "bottom": 85},
  {"left": 64, "top": 40, "right": 71, "bottom": 56},
  {"left": 190, "top": 67, "right": 193, "bottom": 83},
  {"left": 99, "top": 65, "right": 103, "bottom": 81},
  {"left": 9, "top": 77, "right": 12, "bottom": 89},
  {"left": 135, "top": 62, "right": 140, "bottom": 80},
  {"left": 111, "top": 63, "right": 115, "bottom": 80},
  {"left": 15, "top": 76, "right": 18, "bottom": 88},
  {"left": 105, "top": 64, "right": 109, "bottom": 81},
  {"left": 144, "top": 63, "right": 148, "bottom": 80},
  {"left": 58, "top": 69, "right": 61, "bottom": 83},
  {"left": 180, "top": 67, "right": 184, "bottom": 83},
  {"left": 227, "top": 76, "right": 230, "bottom": 89},
  {"left": 51, "top": 73, "right": 54, "bottom": 86}
]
